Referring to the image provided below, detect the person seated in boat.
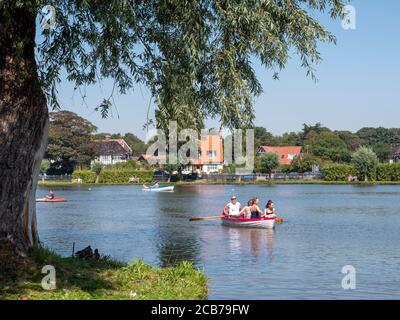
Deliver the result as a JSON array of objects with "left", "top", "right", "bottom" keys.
[
  {"left": 223, "top": 196, "right": 242, "bottom": 217},
  {"left": 239, "top": 199, "right": 254, "bottom": 218},
  {"left": 46, "top": 190, "right": 55, "bottom": 200},
  {"left": 250, "top": 197, "right": 263, "bottom": 218},
  {"left": 264, "top": 200, "right": 276, "bottom": 217}
]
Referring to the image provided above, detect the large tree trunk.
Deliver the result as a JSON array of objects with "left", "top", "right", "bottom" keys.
[{"left": 0, "top": 5, "right": 48, "bottom": 256}]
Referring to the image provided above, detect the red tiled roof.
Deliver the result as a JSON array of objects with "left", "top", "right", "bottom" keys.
[{"left": 258, "top": 146, "right": 302, "bottom": 165}]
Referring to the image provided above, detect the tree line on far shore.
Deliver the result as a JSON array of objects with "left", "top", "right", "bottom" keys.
[
  {"left": 252, "top": 123, "right": 400, "bottom": 178},
  {"left": 43, "top": 111, "right": 400, "bottom": 179},
  {"left": 42, "top": 111, "right": 147, "bottom": 174}
]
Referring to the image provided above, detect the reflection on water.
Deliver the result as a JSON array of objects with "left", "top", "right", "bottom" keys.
[
  {"left": 224, "top": 227, "right": 275, "bottom": 261},
  {"left": 36, "top": 184, "right": 400, "bottom": 299}
]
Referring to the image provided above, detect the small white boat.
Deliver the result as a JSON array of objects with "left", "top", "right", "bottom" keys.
[
  {"left": 221, "top": 216, "right": 275, "bottom": 229},
  {"left": 142, "top": 184, "right": 174, "bottom": 192}
]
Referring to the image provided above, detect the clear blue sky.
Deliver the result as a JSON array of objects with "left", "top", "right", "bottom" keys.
[{"left": 51, "top": 0, "right": 400, "bottom": 140}]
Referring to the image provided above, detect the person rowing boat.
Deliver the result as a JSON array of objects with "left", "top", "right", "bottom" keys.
[{"left": 223, "top": 196, "right": 242, "bottom": 217}]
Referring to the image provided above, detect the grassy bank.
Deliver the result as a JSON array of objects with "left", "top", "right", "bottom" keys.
[
  {"left": 0, "top": 247, "right": 207, "bottom": 300},
  {"left": 38, "top": 180, "right": 400, "bottom": 187}
]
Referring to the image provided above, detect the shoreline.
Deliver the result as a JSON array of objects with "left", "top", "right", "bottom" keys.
[
  {"left": 37, "top": 180, "right": 400, "bottom": 187},
  {"left": 0, "top": 246, "right": 208, "bottom": 300}
]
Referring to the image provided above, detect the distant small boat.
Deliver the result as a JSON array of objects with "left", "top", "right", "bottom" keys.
[
  {"left": 142, "top": 184, "right": 174, "bottom": 192},
  {"left": 36, "top": 197, "right": 67, "bottom": 203},
  {"left": 221, "top": 216, "right": 275, "bottom": 229}
]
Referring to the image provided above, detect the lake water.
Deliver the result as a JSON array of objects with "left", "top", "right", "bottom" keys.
[{"left": 36, "top": 184, "right": 400, "bottom": 299}]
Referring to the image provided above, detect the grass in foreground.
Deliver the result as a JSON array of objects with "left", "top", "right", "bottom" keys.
[{"left": 0, "top": 246, "right": 207, "bottom": 300}]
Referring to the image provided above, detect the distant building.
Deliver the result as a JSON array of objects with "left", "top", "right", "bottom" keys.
[
  {"left": 137, "top": 133, "right": 224, "bottom": 173},
  {"left": 93, "top": 134, "right": 132, "bottom": 165},
  {"left": 194, "top": 134, "right": 224, "bottom": 173},
  {"left": 257, "top": 146, "right": 302, "bottom": 166},
  {"left": 137, "top": 153, "right": 165, "bottom": 165},
  {"left": 391, "top": 144, "right": 400, "bottom": 162}
]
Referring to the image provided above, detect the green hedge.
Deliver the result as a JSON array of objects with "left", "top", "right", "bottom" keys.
[
  {"left": 72, "top": 170, "right": 97, "bottom": 183},
  {"left": 107, "top": 160, "right": 139, "bottom": 170},
  {"left": 377, "top": 163, "right": 400, "bottom": 181},
  {"left": 98, "top": 170, "right": 153, "bottom": 183},
  {"left": 322, "top": 164, "right": 357, "bottom": 181}
]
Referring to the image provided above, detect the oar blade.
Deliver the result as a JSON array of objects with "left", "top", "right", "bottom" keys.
[{"left": 275, "top": 217, "right": 283, "bottom": 223}]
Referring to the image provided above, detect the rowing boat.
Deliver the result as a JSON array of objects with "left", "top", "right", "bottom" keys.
[
  {"left": 221, "top": 216, "right": 275, "bottom": 229},
  {"left": 142, "top": 184, "right": 174, "bottom": 192},
  {"left": 36, "top": 197, "right": 67, "bottom": 202}
]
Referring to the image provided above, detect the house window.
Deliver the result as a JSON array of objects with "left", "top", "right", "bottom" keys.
[
  {"left": 207, "top": 150, "right": 217, "bottom": 157},
  {"left": 207, "top": 164, "right": 219, "bottom": 171}
]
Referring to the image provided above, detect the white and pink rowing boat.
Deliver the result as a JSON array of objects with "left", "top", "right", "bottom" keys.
[{"left": 221, "top": 216, "right": 276, "bottom": 229}]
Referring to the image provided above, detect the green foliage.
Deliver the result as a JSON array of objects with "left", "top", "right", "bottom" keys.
[
  {"left": 33, "top": 0, "right": 344, "bottom": 130},
  {"left": 98, "top": 170, "right": 153, "bottom": 184},
  {"left": 322, "top": 164, "right": 357, "bottom": 181},
  {"left": 40, "top": 159, "right": 50, "bottom": 174},
  {"left": 254, "top": 127, "right": 278, "bottom": 148},
  {"left": 305, "top": 131, "right": 350, "bottom": 162},
  {"left": 371, "top": 142, "right": 391, "bottom": 162},
  {"left": 256, "top": 152, "right": 280, "bottom": 177},
  {"left": 377, "top": 163, "right": 400, "bottom": 181},
  {"left": 91, "top": 163, "right": 103, "bottom": 176},
  {"left": 109, "top": 160, "right": 139, "bottom": 171},
  {"left": 301, "top": 122, "right": 330, "bottom": 140},
  {"left": 290, "top": 154, "right": 322, "bottom": 173},
  {"left": 72, "top": 170, "right": 97, "bottom": 183},
  {"left": 46, "top": 111, "right": 98, "bottom": 174},
  {"left": 277, "top": 132, "right": 303, "bottom": 146},
  {"left": 356, "top": 127, "right": 400, "bottom": 145},
  {"left": 122, "top": 133, "right": 147, "bottom": 154},
  {"left": 336, "top": 130, "right": 363, "bottom": 152},
  {"left": 351, "top": 146, "right": 379, "bottom": 181}
]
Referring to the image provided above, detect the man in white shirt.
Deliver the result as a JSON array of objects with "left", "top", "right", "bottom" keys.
[{"left": 223, "top": 196, "right": 242, "bottom": 217}]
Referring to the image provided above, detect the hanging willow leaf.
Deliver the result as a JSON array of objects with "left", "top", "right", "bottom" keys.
[{"left": 31, "top": 0, "right": 346, "bottom": 130}]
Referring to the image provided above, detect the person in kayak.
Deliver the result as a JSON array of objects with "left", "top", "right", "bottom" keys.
[
  {"left": 223, "top": 196, "right": 242, "bottom": 217},
  {"left": 264, "top": 200, "right": 276, "bottom": 217},
  {"left": 46, "top": 190, "right": 55, "bottom": 200}
]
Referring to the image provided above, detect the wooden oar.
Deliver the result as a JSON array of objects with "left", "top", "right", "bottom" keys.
[
  {"left": 275, "top": 217, "right": 283, "bottom": 223},
  {"left": 189, "top": 215, "right": 223, "bottom": 221}
]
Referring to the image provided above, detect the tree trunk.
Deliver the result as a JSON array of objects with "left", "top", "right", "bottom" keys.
[{"left": 0, "top": 5, "right": 48, "bottom": 256}]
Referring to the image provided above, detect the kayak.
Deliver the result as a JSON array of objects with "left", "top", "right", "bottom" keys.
[
  {"left": 142, "top": 184, "right": 174, "bottom": 192},
  {"left": 221, "top": 216, "right": 276, "bottom": 229},
  {"left": 36, "top": 197, "right": 66, "bottom": 202}
]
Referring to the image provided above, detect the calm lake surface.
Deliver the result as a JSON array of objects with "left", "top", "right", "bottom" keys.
[{"left": 36, "top": 184, "right": 400, "bottom": 299}]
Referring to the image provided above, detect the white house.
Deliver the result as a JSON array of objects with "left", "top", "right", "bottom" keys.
[{"left": 92, "top": 135, "right": 133, "bottom": 165}]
